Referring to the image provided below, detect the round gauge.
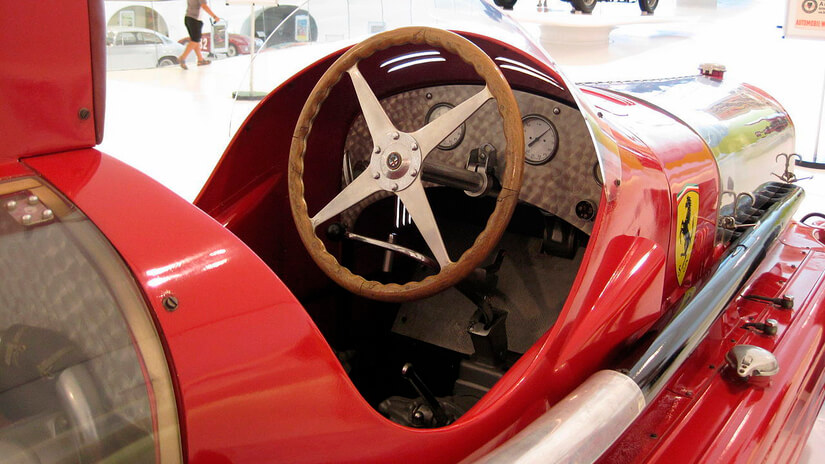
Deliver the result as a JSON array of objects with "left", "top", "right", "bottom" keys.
[
  {"left": 523, "top": 114, "right": 559, "bottom": 165},
  {"left": 425, "top": 103, "right": 466, "bottom": 150}
]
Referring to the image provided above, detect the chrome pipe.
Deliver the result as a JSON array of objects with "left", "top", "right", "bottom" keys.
[{"left": 471, "top": 370, "right": 645, "bottom": 464}]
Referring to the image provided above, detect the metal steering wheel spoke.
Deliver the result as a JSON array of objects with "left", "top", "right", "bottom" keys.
[
  {"left": 310, "top": 170, "right": 381, "bottom": 229},
  {"left": 347, "top": 64, "right": 396, "bottom": 141},
  {"left": 412, "top": 86, "right": 493, "bottom": 158},
  {"left": 396, "top": 180, "right": 452, "bottom": 269}
]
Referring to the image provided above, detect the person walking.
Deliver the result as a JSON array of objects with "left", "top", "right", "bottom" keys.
[{"left": 179, "top": 0, "right": 220, "bottom": 70}]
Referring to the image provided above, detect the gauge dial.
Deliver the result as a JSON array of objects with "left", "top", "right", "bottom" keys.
[
  {"left": 425, "top": 103, "right": 466, "bottom": 150},
  {"left": 523, "top": 114, "right": 559, "bottom": 165}
]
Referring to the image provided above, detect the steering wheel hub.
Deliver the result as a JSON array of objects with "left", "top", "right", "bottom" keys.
[{"left": 372, "top": 131, "right": 421, "bottom": 189}]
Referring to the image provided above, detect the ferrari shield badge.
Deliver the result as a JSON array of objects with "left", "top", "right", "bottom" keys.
[{"left": 676, "top": 185, "right": 699, "bottom": 285}]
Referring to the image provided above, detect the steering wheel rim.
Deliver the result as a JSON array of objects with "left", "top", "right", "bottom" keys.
[{"left": 288, "top": 26, "right": 524, "bottom": 302}]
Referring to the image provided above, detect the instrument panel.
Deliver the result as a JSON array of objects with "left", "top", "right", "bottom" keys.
[{"left": 343, "top": 85, "right": 602, "bottom": 235}]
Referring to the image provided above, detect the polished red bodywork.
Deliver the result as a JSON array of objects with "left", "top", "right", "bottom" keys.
[{"left": 4, "top": 1, "right": 825, "bottom": 463}]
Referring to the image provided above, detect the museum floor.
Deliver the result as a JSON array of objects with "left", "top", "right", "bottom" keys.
[{"left": 99, "top": 0, "right": 825, "bottom": 460}]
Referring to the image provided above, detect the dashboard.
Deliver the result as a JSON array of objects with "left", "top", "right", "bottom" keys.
[{"left": 343, "top": 85, "right": 602, "bottom": 235}]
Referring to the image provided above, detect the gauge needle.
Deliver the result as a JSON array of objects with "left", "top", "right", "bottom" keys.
[{"left": 528, "top": 127, "right": 552, "bottom": 147}]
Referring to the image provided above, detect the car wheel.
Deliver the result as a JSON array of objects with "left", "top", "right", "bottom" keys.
[
  {"left": 493, "top": 0, "right": 518, "bottom": 9},
  {"left": 227, "top": 44, "right": 238, "bottom": 57},
  {"left": 157, "top": 57, "right": 176, "bottom": 67},
  {"left": 571, "top": 0, "right": 597, "bottom": 13},
  {"left": 638, "top": 0, "right": 657, "bottom": 13}
]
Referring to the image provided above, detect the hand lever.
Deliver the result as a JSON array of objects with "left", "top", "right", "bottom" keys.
[{"left": 401, "top": 363, "right": 448, "bottom": 427}]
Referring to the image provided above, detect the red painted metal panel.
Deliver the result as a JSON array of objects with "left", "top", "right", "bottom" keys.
[
  {"left": 600, "top": 223, "right": 825, "bottom": 463},
  {"left": 0, "top": 1, "right": 101, "bottom": 162}
]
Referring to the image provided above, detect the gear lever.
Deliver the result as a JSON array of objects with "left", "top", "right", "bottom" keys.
[{"left": 401, "top": 363, "right": 448, "bottom": 426}]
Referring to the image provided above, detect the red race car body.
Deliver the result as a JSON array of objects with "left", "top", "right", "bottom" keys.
[{"left": 1, "top": 1, "right": 824, "bottom": 464}]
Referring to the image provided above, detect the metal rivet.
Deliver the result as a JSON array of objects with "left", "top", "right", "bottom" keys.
[
  {"left": 27, "top": 195, "right": 39, "bottom": 205},
  {"left": 78, "top": 108, "right": 91, "bottom": 120},
  {"left": 392, "top": 132, "right": 400, "bottom": 140},
  {"left": 373, "top": 172, "right": 380, "bottom": 179},
  {"left": 410, "top": 169, "right": 418, "bottom": 177},
  {"left": 374, "top": 146, "right": 381, "bottom": 154},
  {"left": 5, "top": 200, "right": 16, "bottom": 211},
  {"left": 553, "top": 107, "right": 561, "bottom": 115},
  {"left": 391, "top": 183, "right": 399, "bottom": 191},
  {"left": 426, "top": 93, "right": 433, "bottom": 100},
  {"left": 162, "top": 295, "right": 179, "bottom": 312},
  {"left": 21, "top": 214, "right": 32, "bottom": 225},
  {"left": 42, "top": 209, "right": 54, "bottom": 220},
  {"left": 614, "top": 179, "right": 621, "bottom": 186},
  {"left": 411, "top": 143, "right": 418, "bottom": 151}
]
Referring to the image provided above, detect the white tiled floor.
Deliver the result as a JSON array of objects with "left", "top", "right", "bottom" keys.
[{"left": 98, "top": 0, "right": 825, "bottom": 460}]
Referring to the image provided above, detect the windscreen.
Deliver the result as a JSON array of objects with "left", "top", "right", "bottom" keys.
[{"left": 0, "top": 178, "right": 180, "bottom": 463}]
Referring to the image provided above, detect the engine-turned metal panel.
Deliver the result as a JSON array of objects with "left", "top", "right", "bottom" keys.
[{"left": 343, "top": 85, "right": 602, "bottom": 234}]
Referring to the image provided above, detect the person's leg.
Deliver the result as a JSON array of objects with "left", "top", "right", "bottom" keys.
[
  {"left": 180, "top": 40, "right": 198, "bottom": 61},
  {"left": 193, "top": 41, "right": 205, "bottom": 62},
  {"left": 191, "top": 19, "right": 208, "bottom": 63}
]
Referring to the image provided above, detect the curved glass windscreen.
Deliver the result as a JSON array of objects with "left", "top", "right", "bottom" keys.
[{"left": 0, "top": 178, "right": 180, "bottom": 463}]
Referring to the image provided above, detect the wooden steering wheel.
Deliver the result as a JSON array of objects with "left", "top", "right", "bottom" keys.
[{"left": 288, "top": 27, "right": 524, "bottom": 302}]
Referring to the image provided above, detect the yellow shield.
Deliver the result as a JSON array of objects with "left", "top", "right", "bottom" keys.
[{"left": 675, "top": 186, "right": 699, "bottom": 286}]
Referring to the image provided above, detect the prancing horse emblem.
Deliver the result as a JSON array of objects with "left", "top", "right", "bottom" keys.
[{"left": 676, "top": 185, "right": 700, "bottom": 286}]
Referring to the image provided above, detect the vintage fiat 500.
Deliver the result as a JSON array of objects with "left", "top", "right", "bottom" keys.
[{"left": 1, "top": 1, "right": 824, "bottom": 463}]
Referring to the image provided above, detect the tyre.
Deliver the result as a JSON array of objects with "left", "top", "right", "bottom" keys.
[
  {"left": 638, "top": 0, "right": 658, "bottom": 13},
  {"left": 227, "top": 44, "right": 238, "bottom": 57},
  {"left": 157, "top": 57, "right": 176, "bottom": 67},
  {"left": 571, "top": 0, "right": 597, "bottom": 14}
]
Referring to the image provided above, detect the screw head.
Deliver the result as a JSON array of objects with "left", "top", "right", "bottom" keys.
[
  {"left": 42, "top": 209, "right": 54, "bottom": 220},
  {"left": 391, "top": 183, "right": 399, "bottom": 191},
  {"left": 78, "top": 108, "right": 91, "bottom": 120},
  {"left": 391, "top": 132, "right": 400, "bottom": 140},
  {"left": 373, "top": 172, "right": 381, "bottom": 179},
  {"left": 27, "top": 195, "right": 39, "bottom": 205},
  {"left": 5, "top": 200, "right": 16, "bottom": 211},
  {"left": 21, "top": 214, "right": 32, "bottom": 225},
  {"left": 411, "top": 143, "right": 418, "bottom": 151},
  {"left": 162, "top": 295, "right": 179, "bottom": 312},
  {"left": 374, "top": 146, "right": 381, "bottom": 154},
  {"left": 410, "top": 168, "right": 418, "bottom": 177}
]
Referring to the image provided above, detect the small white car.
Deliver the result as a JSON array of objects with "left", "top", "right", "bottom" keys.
[{"left": 106, "top": 27, "right": 185, "bottom": 71}]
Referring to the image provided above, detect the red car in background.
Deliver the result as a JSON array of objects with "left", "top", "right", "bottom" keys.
[
  {"left": 3, "top": 0, "right": 825, "bottom": 463},
  {"left": 178, "top": 32, "right": 262, "bottom": 57}
]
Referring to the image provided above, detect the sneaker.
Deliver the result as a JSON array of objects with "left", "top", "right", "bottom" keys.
[{"left": 198, "top": 59, "right": 211, "bottom": 66}]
